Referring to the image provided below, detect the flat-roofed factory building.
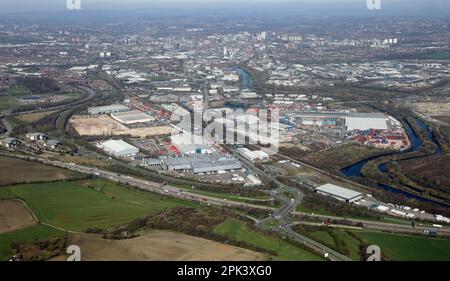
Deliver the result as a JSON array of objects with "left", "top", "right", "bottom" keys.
[
  {"left": 88, "top": 104, "right": 130, "bottom": 115},
  {"left": 345, "top": 113, "right": 388, "bottom": 131},
  {"left": 288, "top": 111, "right": 389, "bottom": 132},
  {"left": 315, "top": 183, "right": 363, "bottom": 203},
  {"left": 191, "top": 157, "right": 242, "bottom": 174},
  {"left": 97, "top": 139, "right": 139, "bottom": 157},
  {"left": 237, "top": 148, "right": 270, "bottom": 163},
  {"left": 111, "top": 110, "right": 155, "bottom": 125},
  {"left": 161, "top": 155, "right": 242, "bottom": 174}
]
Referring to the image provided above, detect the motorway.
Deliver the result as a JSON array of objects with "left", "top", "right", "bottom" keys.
[
  {"left": 1, "top": 84, "right": 97, "bottom": 139},
  {"left": 4, "top": 152, "right": 450, "bottom": 238},
  {"left": 257, "top": 188, "right": 353, "bottom": 261},
  {"left": 2, "top": 152, "right": 450, "bottom": 260},
  {"left": 228, "top": 147, "right": 353, "bottom": 260},
  {"left": 293, "top": 211, "right": 450, "bottom": 236},
  {"left": 10, "top": 84, "right": 97, "bottom": 116},
  {"left": 46, "top": 149, "right": 353, "bottom": 261},
  {"left": 55, "top": 85, "right": 97, "bottom": 135}
]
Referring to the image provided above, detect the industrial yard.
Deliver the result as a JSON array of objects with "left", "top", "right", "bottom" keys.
[{"left": 69, "top": 115, "right": 172, "bottom": 138}]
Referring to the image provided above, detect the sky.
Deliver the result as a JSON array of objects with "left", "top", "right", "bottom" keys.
[{"left": 0, "top": 0, "right": 449, "bottom": 16}]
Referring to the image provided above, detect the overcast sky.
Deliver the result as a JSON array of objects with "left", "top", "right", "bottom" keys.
[{"left": 0, "top": 0, "right": 449, "bottom": 16}]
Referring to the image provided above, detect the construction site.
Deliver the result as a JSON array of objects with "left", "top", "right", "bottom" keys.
[{"left": 69, "top": 115, "right": 172, "bottom": 138}]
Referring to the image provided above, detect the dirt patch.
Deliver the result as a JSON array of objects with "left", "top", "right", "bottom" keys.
[
  {"left": 69, "top": 115, "right": 172, "bottom": 138},
  {"left": 435, "top": 116, "right": 450, "bottom": 124},
  {"left": 59, "top": 231, "right": 267, "bottom": 261},
  {"left": 0, "top": 200, "right": 36, "bottom": 234},
  {"left": 413, "top": 102, "right": 450, "bottom": 117}
]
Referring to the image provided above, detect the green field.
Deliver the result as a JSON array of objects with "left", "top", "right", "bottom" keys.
[
  {"left": 296, "top": 205, "right": 334, "bottom": 216},
  {"left": 0, "top": 180, "right": 200, "bottom": 231},
  {"left": 0, "top": 85, "right": 32, "bottom": 111},
  {"left": 306, "top": 228, "right": 361, "bottom": 260},
  {"left": 294, "top": 225, "right": 450, "bottom": 261},
  {"left": 0, "top": 96, "right": 17, "bottom": 111},
  {"left": 0, "top": 224, "right": 64, "bottom": 260},
  {"left": 214, "top": 219, "right": 324, "bottom": 261},
  {"left": 356, "top": 230, "right": 450, "bottom": 261},
  {"left": 5, "top": 85, "right": 32, "bottom": 96}
]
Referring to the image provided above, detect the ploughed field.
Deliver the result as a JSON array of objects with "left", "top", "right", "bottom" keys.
[
  {"left": 0, "top": 200, "right": 36, "bottom": 234},
  {"left": 51, "top": 231, "right": 267, "bottom": 261}
]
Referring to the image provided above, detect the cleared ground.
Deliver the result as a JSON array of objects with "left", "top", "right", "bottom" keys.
[
  {"left": 58, "top": 231, "right": 267, "bottom": 261},
  {"left": 413, "top": 102, "right": 450, "bottom": 117},
  {"left": 0, "top": 200, "right": 36, "bottom": 234},
  {"left": 70, "top": 115, "right": 172, "bottom": 137},
  {"left": 0, "top": 156, "right": 82, "bottom": 186},
  {"left": 435, "top": 116, "right": 450, "bottom": 124}
]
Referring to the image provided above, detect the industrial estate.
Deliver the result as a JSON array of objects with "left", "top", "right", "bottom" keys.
[{"left": 0, "top": 0, "right": 450, "bottom": 264}]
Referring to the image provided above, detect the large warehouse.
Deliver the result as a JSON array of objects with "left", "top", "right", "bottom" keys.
[
  {"left": 111, "top": 110, "right": 155, "bottom": 125},
  {"left": 97, "top": 139, "right": 139, "bottom": 157},
  {"left": 88, "top": 104, "right": 130, "bottom": 115},
  {"left": 288, "top": 111, "right": 388, "bottom": 132},
  {"left": 191, "top": 157, "right": 242, "bottom": 174},
  {"left": 345, "top": 113, "right": 388, "bottom": 131},
  {"left": 237, "top": 148, "right": 270, "bottom": 163},
  {"left": 315, "top": 183, "right": 363, "bottom": 203},
  {"left": 162, "top": 155, "right": 242, "bottom": 174}
]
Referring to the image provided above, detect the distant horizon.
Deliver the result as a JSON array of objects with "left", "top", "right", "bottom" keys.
[{"left": 0, "top": 0, "right": 449, "bottom": 17}]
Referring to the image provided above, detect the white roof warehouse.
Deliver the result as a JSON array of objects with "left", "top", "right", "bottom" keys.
[
  {"left": 88, "top": 104, "right": 130, "bottom": 115},
  {"left": 345, "top": 113, "right": 388, "bottom": 131},
  {"left": 315, "top": 183, "right": 363, "bottom": 203},
  {"left": 111, "top": 110, "right": 155, "bottom": 125},
  {"left": 98, "top": 139, "right": 139, "bottom": 157},
  {"left": 237, "top": 148, "right": 270, "bottom": 163}
]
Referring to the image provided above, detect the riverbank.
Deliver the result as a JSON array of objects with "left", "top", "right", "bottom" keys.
[{"left": 341, "top": 116, "right": 449, "bottom": 208}]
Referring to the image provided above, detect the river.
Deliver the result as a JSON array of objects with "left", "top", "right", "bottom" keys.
[
  {"left": 233, "top": 66, "right": 254, "bottom": 90},
  {"left": 341, "top": 118, "right": 447, "bottom": 206},
  {"left": 224, "top": 67, "right": 255, "bottom": 110}
]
